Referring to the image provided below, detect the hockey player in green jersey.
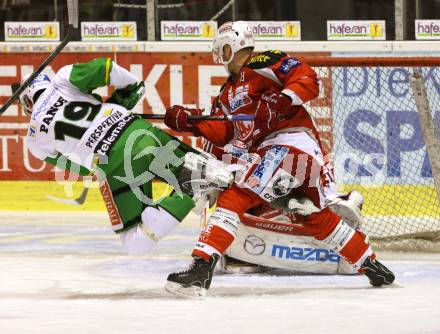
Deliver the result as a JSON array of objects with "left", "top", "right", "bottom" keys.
[{"left": 19, "top": 58, "right": 227, "bottom": 255}]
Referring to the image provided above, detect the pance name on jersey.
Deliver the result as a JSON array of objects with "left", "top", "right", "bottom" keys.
[{"left": 39, "top": 96, "right": 67, "bottom": 134}]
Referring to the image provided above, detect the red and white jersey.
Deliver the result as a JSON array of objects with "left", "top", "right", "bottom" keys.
[{"left": 197, "top": 49, "right": 320, "bottom": 156}]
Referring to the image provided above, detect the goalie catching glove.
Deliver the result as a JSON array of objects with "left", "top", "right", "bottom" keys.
[
  {"left": 260, "top": 89, "right": 294, "bottom": 119},
  {"left": 107, "top": 81, "right": 145, "bottom": 110},
  {"left": 255, "top": 89, "right": 298, "bottom": 132}
]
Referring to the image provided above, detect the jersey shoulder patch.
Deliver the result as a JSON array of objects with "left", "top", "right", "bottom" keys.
[
  {"left": 246, "top": 50, "right": 287, "bottom": 69},
  {"left": 278, "top": 57, "right": 301, "bottom": 75}
]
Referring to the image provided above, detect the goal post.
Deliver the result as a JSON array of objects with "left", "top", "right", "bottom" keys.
[
  {"left": 298, "top": 57, "right": 440, "bottom": 245},
  {"left": 410, "top": 70, "right": 440, "bottom": 203}
]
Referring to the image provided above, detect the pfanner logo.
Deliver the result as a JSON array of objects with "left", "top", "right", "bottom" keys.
[
  {"left": 228, "top": 84, "right": 251, "bottom": 112},
  {"left": 81, "top": 22, "right": 137, "bottom": 41},
  {"left": 161, "top": 21, "right": 217, "bottom": 40},
  {"left": 5, "top": 22, "right": 60, "bottom": 41},
  {"left": 415, "top": 20, "right": 440, "bottom": 40},
  {"left": 327, "top": 20, "right": 385, "bottom": 40},
  {"left": 271, "top": 245, "right": 340, "bottom": 263},
  {"left": 246, "top": 21, "right": 301, "bottom": 40}
]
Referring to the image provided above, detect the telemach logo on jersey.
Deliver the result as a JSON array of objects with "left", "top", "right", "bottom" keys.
[{"left": 94, "top": 115, "right": 136, "bottom": 156}]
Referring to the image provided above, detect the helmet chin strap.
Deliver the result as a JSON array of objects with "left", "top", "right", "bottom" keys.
[
  {"left": 221, "top": 52, "right": 235, "bottom": 76},
  {"left": 220, "top": 47, "right": 253, "bottom": 77},
  {"left": 223, "top": 63, "right": 231, "bottom": 75},
  {"left": 216, "top": 43, "right": 235, "bottom": 75}
]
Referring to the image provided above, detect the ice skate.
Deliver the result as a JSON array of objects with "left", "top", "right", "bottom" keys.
[
  {"left": 361, "top": 256, "right": 395, "bottom": 287},
  {"left": 165, "top": 254, "right": 220, "bottom": 298}
]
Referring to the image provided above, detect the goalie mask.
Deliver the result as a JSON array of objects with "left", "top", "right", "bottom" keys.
[
  {"left": 212, "top": 21, "right": 254, "bottom": 74},
  {"left": 19, "top": 73, "right": 51, "bottom": 115}
]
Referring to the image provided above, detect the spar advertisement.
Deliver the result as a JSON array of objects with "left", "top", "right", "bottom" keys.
[
  {"left": 331, "top": 66, "right": 440, "bottom": 186},
  {"left": 0, "top": 50, "right": 438, "bottom": 196}
]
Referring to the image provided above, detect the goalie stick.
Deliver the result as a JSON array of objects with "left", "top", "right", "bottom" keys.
[
  {"left": 139, "top": 114, "right": 255, "bottom": 121},
  {"left": 0, "top": 0, "right": 79, "bottom": 115}
]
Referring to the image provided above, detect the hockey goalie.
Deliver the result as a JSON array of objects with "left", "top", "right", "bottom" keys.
[
  {"left": 163, "top": 21, "right": 395, "bottom": 298},
  {"left": 183, "top": 152, "right": 365, "bottom": 276}
]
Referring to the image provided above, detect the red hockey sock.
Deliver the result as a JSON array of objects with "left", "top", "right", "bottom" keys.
[
  {"left": 192, "top": 225, "right": 235, "bottom": 261},
  {"left": 192, "top": 208, "right": 239, "bottom": 261},
  {"left": 339, "top": 230, "right": 373, "bottom": 270},
  {"left": 321, "top": 220, "right": 373, "bottom": 271}
]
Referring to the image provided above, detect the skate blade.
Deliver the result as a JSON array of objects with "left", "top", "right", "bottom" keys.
[
  {"left": 164, "top": 281, "right": 206, "bottom": 299},
  {"left": 371, "top": 279, "right": 401, "bottom": 288}
]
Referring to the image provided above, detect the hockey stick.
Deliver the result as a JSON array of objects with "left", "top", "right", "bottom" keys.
[
  {"left": 138, "top": 114, "right": 255, "bottom": 121},
  {"left": 0, "top": 0, "right": 79, "bottom": 115},
  {"left": 47, "top": 187, "right": 89, "bottom": 206}
]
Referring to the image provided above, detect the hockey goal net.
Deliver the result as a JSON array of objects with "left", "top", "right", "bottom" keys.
[{"left": 303, "top": 57, "right": 440, "bottom": 251}]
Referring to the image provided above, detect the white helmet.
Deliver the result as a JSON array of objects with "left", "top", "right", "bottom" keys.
[
  {"left": 19, "top": 73, "right": 51, "bottom": 115},
  {"left": 212, "top": 21, "right": 254, "bottom": 71}
]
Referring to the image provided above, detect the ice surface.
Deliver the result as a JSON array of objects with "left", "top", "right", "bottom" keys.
[{"left": 0, "top": 212, "right": 439, "bottom": 334}]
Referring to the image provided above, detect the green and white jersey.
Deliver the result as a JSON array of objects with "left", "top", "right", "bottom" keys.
[{"left": 27, "top": 58, "right": 139, "bottom": 170}]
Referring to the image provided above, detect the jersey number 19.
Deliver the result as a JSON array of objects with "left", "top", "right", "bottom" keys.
[{"left": 54, "top": 102, "right": 100, "bottom": 141}]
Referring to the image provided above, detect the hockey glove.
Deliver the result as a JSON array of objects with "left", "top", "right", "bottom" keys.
[
  {"left": 165, "top": 105, "right": 202, "bottom": 134},
  {"left": 107, "top": 81, "right": 145, "bottom": 110},
  {"left": 260, "top": 89, "right": 294, "bottom": 121}
]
